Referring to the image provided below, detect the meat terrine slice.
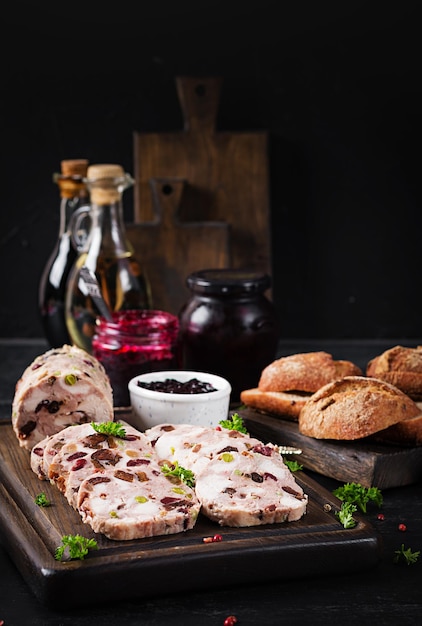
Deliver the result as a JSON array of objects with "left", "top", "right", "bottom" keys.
[
  {"left": 146, "top": 423, "right": 268, "bottom": 476},
  {"left": 76, "top": 463, "right": 201, "bottom": 540},
  {"left": 194, "top": 445, "right": 308, "bottom": 527},
  {"left": 30, "top": 422, "right": 96, "bottom": 480},
  {"left": 147, "top": 423, "right": 308, "bottom": 527},
  {"left": 48, "top": 422, "right": 155, "bottom": 508},
  {"left": 12, "top": 344, "right": 114, "bottom": 450}
]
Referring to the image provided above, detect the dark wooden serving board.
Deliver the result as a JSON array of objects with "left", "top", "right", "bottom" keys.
[
  {"left": 0, "top": 421, "right": 381, "bottom": 609},
  {"left": 239, "top": 407, "right": 422, "bottom": 489}
]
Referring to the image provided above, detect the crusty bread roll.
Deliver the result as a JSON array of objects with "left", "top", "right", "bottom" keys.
[
  {"left": 240, "top": 352, "right": 362, "bottom": 419},
  {"left": 366, "top": 345, "right": 422, "bottom": 400},
  {"left": 259, "top": 351, "right": 362, "bottom": 393},
  {"left": 298, "top": 376, "right": 421, "bottom": 440}
]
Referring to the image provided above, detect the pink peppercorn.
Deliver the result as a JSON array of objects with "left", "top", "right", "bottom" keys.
[
  {"left": 377, "top": 513, "right": 385, "bottom": 521},
  {"left": 398, "top": 523, "right": 407, "bottom": 532},
  {"left": 224, "top": 616, "right": 238, "bottom": 626},
  {"left": 203, "top": 534, "right": 223, "bottom": 544}
]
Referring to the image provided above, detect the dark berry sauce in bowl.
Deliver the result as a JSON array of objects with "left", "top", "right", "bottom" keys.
[
  {"left": 128, "top": 370, "right": 232, "bottom": 431},
  {"left": 137, "top": 378, "right": 217, "bottom": 394}
]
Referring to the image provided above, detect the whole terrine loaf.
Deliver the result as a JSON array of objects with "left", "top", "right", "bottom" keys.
[{"left": 12, "top": 344, "right": 114, "bottom": 451}]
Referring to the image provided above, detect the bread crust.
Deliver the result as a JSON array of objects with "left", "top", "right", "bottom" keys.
[
  {"left": 366, "top": 345, "right": 422, "bottom": 400},
  {"left": 240, "top": 388, "right": 309, "bottom": 420},
  {"left": 258, "top": 351, "right": 362, "bottom": 393},
  {"left": 298, "top": 376, "right": 421, "bottom": 440}
]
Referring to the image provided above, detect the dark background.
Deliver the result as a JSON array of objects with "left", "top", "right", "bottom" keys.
[{"left": 1, "top": 1, "right": 421, "bottom": 340}]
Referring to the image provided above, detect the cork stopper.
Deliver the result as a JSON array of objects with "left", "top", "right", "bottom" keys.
[
  {"left": 87, "top": 164, "right": 129, "bottom": 205},
  {"left": 87, "top": 164, "right": 125, "bottom": 180},
  {"left": 61, "top": 159, "right": 89, "bottom": 177},
  {"left": 57, "top": 159, "right": 89, "bottom": 199}
]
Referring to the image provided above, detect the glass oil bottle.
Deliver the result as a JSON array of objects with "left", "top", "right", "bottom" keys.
[
  {"left": 39, "top": 158, "right": 89, "bottom": 347},
  {"left": 65, "top": 163, "right": 152, "bottom": 353}
]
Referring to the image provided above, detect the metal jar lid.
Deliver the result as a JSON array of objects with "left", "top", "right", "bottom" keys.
[{"left": 186, "top": 269, "right": 272, "bottom": 295}]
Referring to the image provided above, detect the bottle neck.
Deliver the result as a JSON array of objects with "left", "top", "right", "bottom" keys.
[
  {"left": 57, "top": 178, "right": 89, "bottom": 236},
  {"left": 59, "top": 195, "right": 89, "bottom": 236},
  {"left": 86, "top": 198, "right": 133, "bottom": 259}
]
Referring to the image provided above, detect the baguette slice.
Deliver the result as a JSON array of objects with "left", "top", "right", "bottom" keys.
[
  {"left": 298, "top": 376, "right": 421, "bottom": 440},
  {"left": 240, "top": 388, "right": 310, "bottom": 420}
]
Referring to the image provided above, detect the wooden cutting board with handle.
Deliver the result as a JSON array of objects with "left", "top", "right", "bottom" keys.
[{"left": 128, "top": 76, "right": 271, "bottom": 315}]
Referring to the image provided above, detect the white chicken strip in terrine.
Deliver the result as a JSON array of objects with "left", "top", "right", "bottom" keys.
[
  {"left": 47, "top": 422, "right": 155, "bottom": 508},
  {"left": 77, "top": 462, "right": 201, "bottom": 540},
  {"left": 194, "top": 446, "right": 307, "bottom": 527},
  {"left": 12, "top": 344, "right": 113, "bottom": 450}
]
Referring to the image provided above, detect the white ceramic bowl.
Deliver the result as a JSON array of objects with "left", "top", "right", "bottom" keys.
[{"left": 127, "top": 370, "right": 232, "bottom": 431}]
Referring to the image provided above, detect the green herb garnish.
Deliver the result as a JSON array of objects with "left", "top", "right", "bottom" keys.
[
  {"left": 91, "top": 421, "right": 126, "bottom": 438},
  {"left": 34, "top": 492, "right": 51, "bottom": 507},
  {"left": 283, "top": 459, "right": 303, "bottom": 472},
  {"left": 161, "top": 461, "right": 196, "bottom": 488},
  {"left": 393, "top": 544, "right": 420, "bottom": 565},
  {"left": 335, "top": 502, "right": 357, "bottom": 529},
  {"left": 219, "top": 413, "right": 248, "bottom": 434},
  {"left": 332, "top": 482, "right": 383, "bottom": 513},
  {"left": 55, "top": 534, "right": 98, "bottom": 561}
]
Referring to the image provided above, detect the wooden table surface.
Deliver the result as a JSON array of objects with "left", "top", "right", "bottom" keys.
[{"left": 1, "top": 338, "right": 421, "bottom": 625}]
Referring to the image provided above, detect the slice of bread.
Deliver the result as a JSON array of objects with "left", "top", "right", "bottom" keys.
[
  {"left": 240, "top": 388, "right": 310, "bottom": 420},
  {"left": 298, "top": 376, "right": 421, "bottom": 440},
  {"left": 366, "top": 345, "right": 422, "bottom": 400}
]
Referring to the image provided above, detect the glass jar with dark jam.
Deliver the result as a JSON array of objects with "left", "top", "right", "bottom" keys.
[
  {"left": 92, "top": 309, "right": 180, "bottom": 408},
  {"left": 178, "top": 269, "right": 280, "bottom": 402}
]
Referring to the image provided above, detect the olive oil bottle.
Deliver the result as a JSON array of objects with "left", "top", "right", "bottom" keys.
[{"left": 65, "top": 163, "right": 152, "bottom": 353}]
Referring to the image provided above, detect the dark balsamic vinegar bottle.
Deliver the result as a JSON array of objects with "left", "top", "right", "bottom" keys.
[{"left": 38, "top": 159, "right": 89, "bottom": 347}]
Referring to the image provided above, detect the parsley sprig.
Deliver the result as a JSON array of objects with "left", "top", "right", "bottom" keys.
[
  {"left": 55, "top": 534, "right": 98, "bottom": 561},
  {"left": 91, "top": 421, "right": 126, "bottom": 438},
  {"left": 161, "top": 461, "right": 196, "bottom": 488},
  {"left": 219, "top": 413, "right": 248, "bottom": 434},
  {"left": 283, "top": 459, "right": 303, "bottom": 472},
  {"left": 332, "top": 482, "right": 383, "bottom": 513},
  {"left": 394, "top": 544, "right": 420, "bottom": 565},
  {"left": 34, "top": 492, "right": 51, "bottom": 507},
  {"left": 335, "top": 502, "right": 357, "bottom": 529}
]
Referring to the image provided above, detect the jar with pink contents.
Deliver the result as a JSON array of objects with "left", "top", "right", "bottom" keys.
[{"left": 92, "top": 309, "right": 180, "bottom": 408}]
